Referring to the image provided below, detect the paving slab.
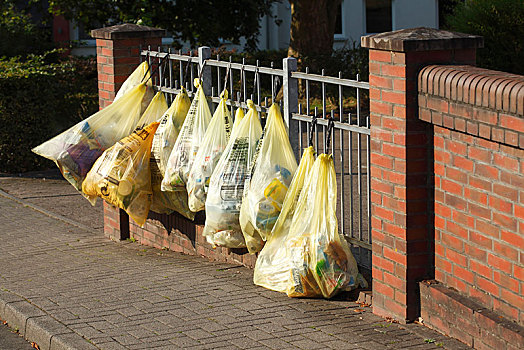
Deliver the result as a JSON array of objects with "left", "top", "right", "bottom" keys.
[{"left": 0, "top": 176, "right": 470, "bottom": 349}]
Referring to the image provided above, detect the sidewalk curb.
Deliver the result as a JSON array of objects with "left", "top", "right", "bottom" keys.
[
  {"left": 0, "top": 289, "right": 98, "bottom": 350},
  {"left": 0, "top": 189, "right": 98, "bottom": 235}
]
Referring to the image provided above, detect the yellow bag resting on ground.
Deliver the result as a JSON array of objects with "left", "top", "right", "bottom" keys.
[
  {"left": 187, "top": 90, "right": 232, "bottom": 212},
  {"left": 284, "top": 154, "right": 361, "bottom": 298},
  {"left": 32, "top": 83, "right": 149, "bottom": 192},
  {"left": 114, "top": 61, "right": 154, "bottom": 114},
  {"left": 231, "top": 107, "right": 245, "bottom": 135},
  {"left": 135, "top": 91, "right": 168, "bottom": 130},
  {"left": 82, "top": 122, "right": 160, "bottom": 226},
  {"left": 239, "top": 103, "right": 298, "bottom": 253},
  {"left": 149, "top": 87, "right": 194, "bottom": 218},
  {"left": 162, "top": 79, "right": 212, "bottom": 191},
  {"left": 203, "top": 100, "right": 263, "bottom": 248},
  {"left": 253, "top": 146, "right": 315, "bottom": 292}
]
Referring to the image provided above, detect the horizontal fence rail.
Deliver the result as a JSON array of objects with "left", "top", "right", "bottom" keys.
[{"left": 140, "top": 46, "right": 371, "bottom": 270}]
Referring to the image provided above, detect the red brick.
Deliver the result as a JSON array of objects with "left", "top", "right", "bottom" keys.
[
  {"left": 446, "top": 248, "right": 467, "bottom": 267},
  {"left": 441, "top": 232, "right": 464, "bottom": 252},
  {"left": 369, "top": 50, "right": 392, "bottom": 63},
  {"left": 445, "top": 139, "right": 467, "bottom": 155},
  {"left": 477, "top": 277, "right": 500, "bottom": 296},
  {"left": 371, "top": 100, "right": 394, "bottom": 115},
  {"left": 500, "top": 230, "right": 523, "bottom": 248},
  {"left": 475, "top": 163, "right": 499, "bottom": 180},
  {"left": 468, "top": 176, "right": 492, "bottom": 191},
  {"left": 494, "top": 271, "right": 519, "bottom": 293},
  {"left": 493, "top": 212, "right": 517, "bottom": 232},
  {"left": 381, "top": 64, "right": 406, "bottom": 78},
  {"left": 447, "top": 220, "right": 468, "bottom": 239},
  {"left": 469, "top": 231, "right": 492, "bottom": 249},
  {"left": 374, "top": 280, "right": 395, "bottom": 299},
  {"left": 493, "top": 153, "right": 519, "bottom": 172},
  {"left": 442, "top": 179, "right": 463, "bottom": 195},
  {"left": 465, "top": 243, "right": 487, "bottom": 262},
  {"left": 435, "top": 202, "right": 452, "bottom": 219},
  {"left": 382, "top": 90, "right": 405, "bottom": 105},
  {"left": 493, "top": 241, "right": 519, "bottom": 262},
  {"left": 470, "top": 259, "right": 493, "bottom": 279},
  {"left": 468, "top": 146, "right": 491, "bottom": 163},
  {"left": 499, "top": 289, "right": 524, "bottom": 310},
  {"left": 383, "top": 246, "right": 407, "bottom": 265},
  {"left": 453, "top": 210, "right": 475, "bottom": 228},
  {"left": 382, "top": 143, "right": 406, "bottom": 159},
  {"left": 452, "top": 155, "right": 474, "bottom": 172},
  {"left": 489, "top": 195, "right": 513, "bottom": 214},
  {"left": 454, "top": 265, "right": 475, "bottom": 284},
  {"left": 369, "top": 75, "right": 393, "bottom": 89},
  {"left": 500, "top": 113, "right": 524, "bottom": 133}
]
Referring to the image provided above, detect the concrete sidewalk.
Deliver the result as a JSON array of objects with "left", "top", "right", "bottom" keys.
[{"left": 0, "top": 176, "right": 470, "bottom": 350}]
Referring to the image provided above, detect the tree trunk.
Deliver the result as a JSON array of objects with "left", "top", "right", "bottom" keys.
[{"left": 288, "top": 0, "right": 342, "bottom": 57}]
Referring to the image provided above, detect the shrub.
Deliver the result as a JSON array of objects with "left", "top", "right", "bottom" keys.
[
  {"left": 445, "top": 0, "right": 524, "bottom": 75},
  {"left": 0, "top": 52, "right": 98, "bottom": 173}
]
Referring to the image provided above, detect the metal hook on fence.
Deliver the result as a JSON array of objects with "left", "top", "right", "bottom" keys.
[
  {"left": 197, "top": 59, "right": 207, "bottom": 84},
  {"left": 222, "top": 62, "right": 232, "bottom": 96},
  {"left": 252, "top": 66, "right": 259, "bottom": 101},
  {"left": 308, "top": 114, "right": 318, "bottom": 148},
  {"left": 239, "top": 63, "right": 245, "bottom": 102},
  {"left": 325, "top": 117, "right": 335, "bottom": 154},
  {"left": 143, "top": 53, "right": 170, "bottom": 85},
  {"left": 272, "top": 76, "right": 282, "bottom": 104},
  {"left": 182, "top": 57, "right": 192, "bottom": 88}
]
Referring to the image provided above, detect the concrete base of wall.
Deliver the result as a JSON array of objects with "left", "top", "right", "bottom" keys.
[{"left": 420, "top": 280, "right": 524, "bottom": 350}]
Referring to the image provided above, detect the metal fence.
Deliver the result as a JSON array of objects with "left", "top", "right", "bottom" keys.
[{"left": 140, "top": 46, "right": 371, "bottom": 270}]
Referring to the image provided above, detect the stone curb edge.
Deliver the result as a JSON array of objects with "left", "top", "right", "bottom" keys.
[
  {"left": 0, "top": 189, "right": 98, "bottom": 235},
  {"left": 0, "top": 289, "right": 98, "bottom": 350}
]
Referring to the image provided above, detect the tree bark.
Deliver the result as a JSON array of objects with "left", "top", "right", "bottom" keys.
[{"left": 288, "top": 0, "right": 342, "bottom": 57}]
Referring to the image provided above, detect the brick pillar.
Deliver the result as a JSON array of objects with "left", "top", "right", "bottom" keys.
[
  {"left": 361, "top": 28, "right": 484, "bottom": 322},
  {"left": 91, "top": 23, "right": 165, "bottom": 109},
  {"left": 91, "top": 23, "right": 165, "bottom": 240}
]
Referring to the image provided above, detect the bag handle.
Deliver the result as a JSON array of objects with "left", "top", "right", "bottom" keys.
[
  {"left": 325, "top": 117, "right": 335, "bottom": 154},
  {"left": 182, "top": 57, "right": 192, "bottom": 89}
]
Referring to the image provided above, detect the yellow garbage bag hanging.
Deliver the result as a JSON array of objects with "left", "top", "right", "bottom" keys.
[
  {"left": 285, "top": 153, "right": 360, "bottom": 298},
  {"left": 203, "top": 100, "right": 262, "bottom": 248},
  {"left": 150, "top": 87, "right": 194, "bottom": 218},
  {"left": 231, "top": 107, "right": 245, "bottom": 135},
  {"left": 32, "top": 83, "right": 148, "bottom": 192},
  {"left": 161, "top": 78, "right": 212, "bottom": 192},
  {"left": 253, "top": 146, "right": 315, "bottom": 293},
  {"left": 114, "top": 61, "right": 154, "bottom": 114},
  {"left": 187, "top": 89, "right": 232, "bottom": 212},
  {"left": 82, "top": 122, "right": 160, "bottom": 226},
  {"left": 135, "top": 91, "right": 168, "bottom": 130},
  {"left": 239, "top": 103, "right": 298, "bottom": 254}
]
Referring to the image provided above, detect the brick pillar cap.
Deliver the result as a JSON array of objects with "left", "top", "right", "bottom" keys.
[
  {"left": 91, "top": 23, "right": 165, "bottom": 40},
  {"left": 361, "top": 27, "right": 484, "bottom": 52}
]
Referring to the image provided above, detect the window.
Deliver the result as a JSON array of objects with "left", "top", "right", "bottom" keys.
[
  {"left": 366, "top": 0, "right": 392, "bottom": 33},
  {"left": 335, "top": 3, "right": 343, "bottom": 35}
]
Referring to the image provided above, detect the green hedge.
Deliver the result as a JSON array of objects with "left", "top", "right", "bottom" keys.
[{"left": 0, "top": 52, "right": 98, "bottom": 173}]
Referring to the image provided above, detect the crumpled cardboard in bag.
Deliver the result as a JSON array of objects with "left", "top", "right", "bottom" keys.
[
  {"left": 203, "top": 100, "right": 262, "bottom": 249},
  {"left": 253, "top": 146, "right": 315, "bottom": 293},
  {"left": 149, "top": 87, "right": 194, "bottom": 219},
  {"left": 162, "top": 78, "right": 212, "bottom": 192},
  {"left": 32, "top": 83, "right": 149, "bottom": 193},
  {"left": 239, "top": 103, "right": 298, "bottom": 254},
  {"left": 82, "top": 122, "right": 160, "bottom": 226},
  {"left": 187, "top": 89, "right": 232, "bottom": 212}
]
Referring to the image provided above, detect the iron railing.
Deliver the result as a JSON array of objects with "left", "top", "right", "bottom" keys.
[{"left": 140, "top": 46, "right": 371, "bottom": 270}]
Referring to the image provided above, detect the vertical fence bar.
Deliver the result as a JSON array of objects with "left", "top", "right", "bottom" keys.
[
  {"left": 357, "top": 121, "right": 363, "bottom": 241},
  {"left": 339, "top": 73, "right": 345, "bottom": 237},
  {"left": 366, "top": 115, "right": 371, "bottom": 245},
  {"left": 283, "top": 57, "right": 300, "bottom": 161},
  {"left": 348, "top": 115, "right": 354, "bottom": 238},
  {"left": 321, "top": 69, "right": 326, "bottom": 154}
]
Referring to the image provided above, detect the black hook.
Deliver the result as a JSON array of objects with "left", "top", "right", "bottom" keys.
[
  {"left": 325, "top": 117, "right": 335, "bottom": 154},
  {"left": 272, "top": 76, "right": 282, "bottom": 103},
  {"left": 140, "top": 51, "right": 152, "bottom": 83},
  {"left": 252, "top": 66, "right": 259, "bottom": 101},
  {"left": 197, "top": 59, "right": 207, "bottom": 85},
  {"left": 222, "top": 63, "right": 232, "bottom": 96},
  {"left": 308, "top": 114, "right": 318, "bottom": 148},
  {"left": 182, "top": 57, "right": 192, "bottom": 88},
  {"left": 143, "top": 53, "right": 170, "bottom": 85}
]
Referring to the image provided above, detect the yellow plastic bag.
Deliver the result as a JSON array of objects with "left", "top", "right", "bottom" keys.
[
  {"left": 239, "top": 103, "right": 298, "bottom": 253},
  {"left": 32, "top": 83, "right": 148, "bottom": 192},
  {"left": 253, "top": 146, "right": 315, "bottom": 293},
  {"left": 114, "top": 61, "right": 154, "bottom": 114},
  {"left": 135, "top": 91, "right": 168, "bottom": 130},
  {"left": 231, "top": 107, "right": 245, "bottom": 135},
  {"left": 82, "top": 122, "right": 160, "bottom": 226},
  {"left": 285, "top": 154, "right": 360, "bottom": 298},
  {"left": 162, "top": 79, "right": 212, "bottom": 191},
  {"left": 187, "top": 90, "right": 232, "bottom": 212},
  {"left": 203, "top": 100, "right": 262, "bottom": 248},
  {"left": 150, "top": 87, "right": 194, "bottom": 218}
]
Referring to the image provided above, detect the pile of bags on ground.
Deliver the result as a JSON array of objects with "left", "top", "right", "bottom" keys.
[{"left": 33, "top": 62, "right": 365, "bottom": 298}]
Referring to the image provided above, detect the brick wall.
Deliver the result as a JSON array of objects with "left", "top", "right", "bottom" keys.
[
  {"left": 419, "top": 65, "right": 524, "bottom": 327},
  {"left": 362, "top": 27, "right": 482, "bottom": 323}
]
